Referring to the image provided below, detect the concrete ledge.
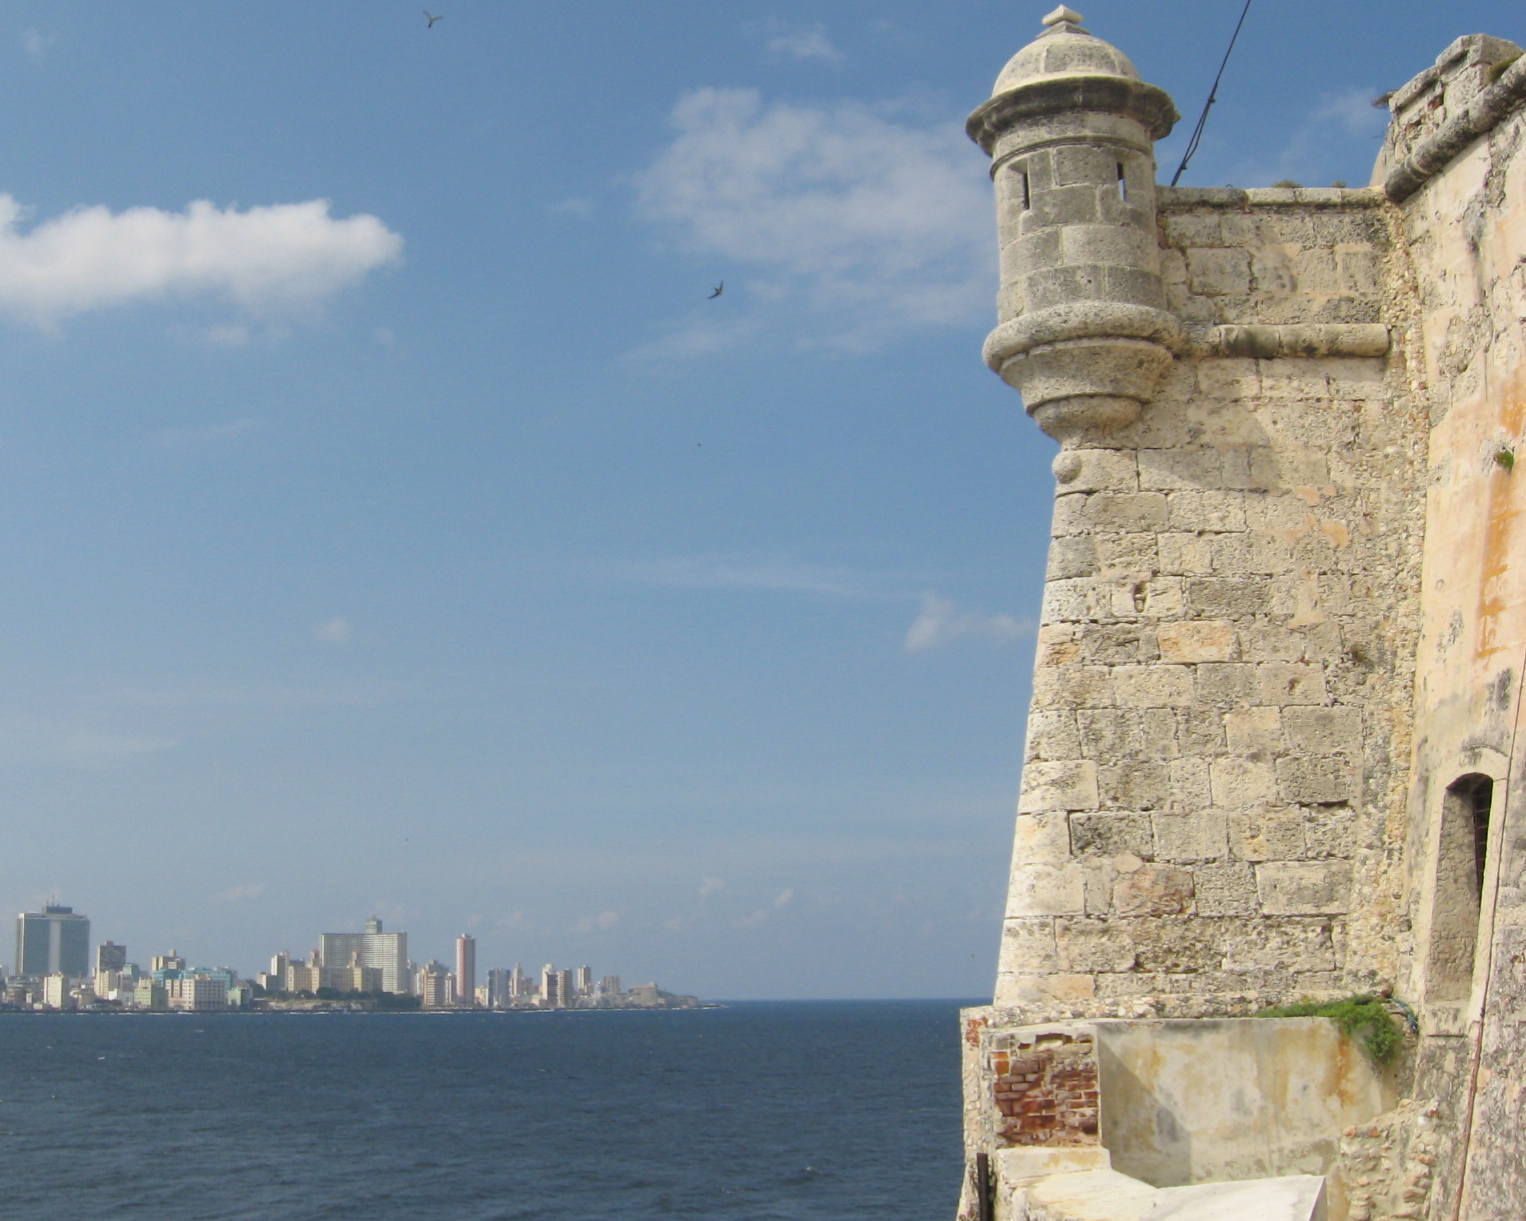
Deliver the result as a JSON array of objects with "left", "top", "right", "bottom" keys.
[
  {"left": 998, "top": 1145, "right": 1114, "bottom": 1183},
  {"left": 1143, "top": 1175, "right": 1326, "bottom": 1221},
  {"left": 1007, "top": 1168, "right": 1325, "bottom": 1221},
  {"left": 1202, "top": 325, "right": 1391, "bottom": 360},
  {"left": 1159, "top": 187, "right": 1385, "bottom": 210}
]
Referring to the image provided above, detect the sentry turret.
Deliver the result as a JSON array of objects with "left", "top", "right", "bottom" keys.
[{"left": 967, "top": 7, "right": 1181, "bottom": 445}]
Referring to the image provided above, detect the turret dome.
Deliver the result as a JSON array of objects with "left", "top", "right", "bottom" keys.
[{"left": 990, "top": 7, "right": 1141, "bottom": 98}]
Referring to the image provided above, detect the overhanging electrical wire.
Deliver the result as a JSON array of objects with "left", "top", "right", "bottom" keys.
[{"left": 1170, "top": 0, "right": 1255, "bottom": 186}]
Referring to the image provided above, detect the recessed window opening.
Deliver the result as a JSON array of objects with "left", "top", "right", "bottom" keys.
[
  {"left": 1467, "top": 774, "right": 1492, "bottom": 892},
  {"left": 1424, "top": 773, "right": 1494, "bottom": 1003},
  {"left": 1021, "top": 169, "right": 1031, "bottom": 211},
  {"left": 1117, "top": 163, "right": 1128, "bottom": 201}
]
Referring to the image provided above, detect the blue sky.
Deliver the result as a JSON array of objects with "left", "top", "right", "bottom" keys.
[{"left": 0, "top": 1, "right": 1516, "bottom": 999}]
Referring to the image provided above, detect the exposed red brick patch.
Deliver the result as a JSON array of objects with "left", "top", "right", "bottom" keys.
[{"left": 989, "top": 1032, "right": 1100, "bottom": 1148}]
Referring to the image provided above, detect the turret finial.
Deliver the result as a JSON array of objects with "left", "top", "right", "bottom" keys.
[{"left": 1042, "top": 6, "right": 1084, "bottom": 29}]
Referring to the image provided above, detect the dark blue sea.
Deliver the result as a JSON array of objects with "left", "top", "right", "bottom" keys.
[{"left": 0, "top": 1000, "right": 970, "bottom": 1219}]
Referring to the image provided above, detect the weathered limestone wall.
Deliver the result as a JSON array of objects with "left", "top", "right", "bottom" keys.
[
  {"left": 958, "top": 14, "right": 1526, "bottom": 1221},
  {"left": 985, "top": 188, "right": 1426, "bottom": 1021},
  {"left": 1384, "top": 35, "right": 1526, "bottom": 1220}
]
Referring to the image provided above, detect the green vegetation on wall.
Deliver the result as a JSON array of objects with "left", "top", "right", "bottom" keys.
[{"left": 1255, "top": 995, "right": 1403, "bottom": 1063}]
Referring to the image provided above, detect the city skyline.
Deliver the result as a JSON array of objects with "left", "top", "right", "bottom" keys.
[
  {"left": 7, "top": 901, "right": 694, "bottom": 1011},
  {"left": 6, "top": 902, "right": 668, "bottom": 997}
]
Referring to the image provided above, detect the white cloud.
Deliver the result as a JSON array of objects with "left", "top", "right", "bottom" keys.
[
  {"left": 751, "top": 20, "right": 841, "bottom": 64},
  {"left": 619, "top": 555, "right": 876, "bottom": 599},
  {"left": 314, "top": 618, "right": 352, "bottom": 644},
  {"left": 152, "top": 417, "right": 260, "bottom": 448},
  {"left": 634, "top": 89, "right": 991, "bottom": 346},
  {"left": 0, "top": 195, "right": 402, "bottom": 327},
  {"left": 1222, "top": 87, "right": 1390, "bottom": 187},
  {"left": 214, "top": 882, "right": 265, "bottom": 902},
  {"left": 903, "top": 594, "right": 1033, "bottom": 652},
  {"left": 21, "top": 30, "right": 54, "bottom": 64},
  {"left": 622, "top": 313, "right": 762, "bottom": 370},
  {"left": 773, "top": 887, "right": 794, "bottom": 908},
  {"left": 1310, "top": 89, "right": 1390, "bottom": 139},
  {"left": 572, "top": 909, "right": 621, "bottom": 933},
  {"left": 699, "top": 876, "right": 726, "bottom": 897},
  {"left": 203, "top": 323, "right": 251, "bottom": 347}
]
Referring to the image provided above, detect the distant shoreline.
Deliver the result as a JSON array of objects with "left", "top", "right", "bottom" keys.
[{"left": 0, "top": 1003, "right": 725, "bottom": 1016}]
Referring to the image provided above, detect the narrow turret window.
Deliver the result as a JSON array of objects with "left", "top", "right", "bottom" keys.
[
  {"left": 1117, "top": 163, "right": 1128, "bottom": 202},
  {"left": 1021, "top": 170, "right": 1031, "bottom": 211},
  {"left": 1424, "top": 773, "right": 1494, "bottom": 1003}
]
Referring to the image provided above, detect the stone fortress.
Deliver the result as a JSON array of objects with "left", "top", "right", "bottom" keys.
[{"left": 958, "top": 8, "right": 1526, "bottom": 1220}]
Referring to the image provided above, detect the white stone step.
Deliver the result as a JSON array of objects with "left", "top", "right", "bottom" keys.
[
  {"left": 1141, "top": 1176, "right": 1325, "bottom": 1221},
  {"left": 1009, "top": 1168, "right": 1325, "bottom": 1221}
]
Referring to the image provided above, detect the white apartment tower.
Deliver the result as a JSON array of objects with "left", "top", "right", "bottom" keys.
[{"left": 318, "top": 917, "right": 409, "bottom": 994}]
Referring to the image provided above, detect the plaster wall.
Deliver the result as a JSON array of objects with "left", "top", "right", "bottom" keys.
[
  {"left": 1096, "top": 1018, "right": 1395, "bottom": 1192},
  {"left": 1391, "top": 58, "right": 1526, "bottom": 1219}
]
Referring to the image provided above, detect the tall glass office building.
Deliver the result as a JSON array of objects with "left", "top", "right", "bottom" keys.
[{"left": 15, "top": 905, "right": 90, "bottom": 979}]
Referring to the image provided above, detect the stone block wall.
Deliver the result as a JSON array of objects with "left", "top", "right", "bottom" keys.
[{"left": 991, "top": 188, "right": 1428, "bottom": 1021}]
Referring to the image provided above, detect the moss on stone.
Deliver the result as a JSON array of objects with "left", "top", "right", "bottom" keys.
[{"left": 1254, "top": 995, "right": 1402, "bottom": 1064}]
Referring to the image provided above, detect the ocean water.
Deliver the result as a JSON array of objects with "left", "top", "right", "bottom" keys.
[{"left": 0, "top": 999, "right": 971, "bottom": 1220}]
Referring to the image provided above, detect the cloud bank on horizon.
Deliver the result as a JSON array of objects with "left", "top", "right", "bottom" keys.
[{"left": 0, "top": 195, "right": 402, "bottom": 327}]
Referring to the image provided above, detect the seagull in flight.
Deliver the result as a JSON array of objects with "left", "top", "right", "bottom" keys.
[
  {"left": 708, "top": 281, "right": 724, "bottom": 299},
  {"left": 424, "top": 10, "right": 443, "bottom": 26}
]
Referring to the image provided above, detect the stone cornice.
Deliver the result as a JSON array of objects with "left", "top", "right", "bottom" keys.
[
  {"left": 1385, "top": 53, "right": 1526, "bottom": 203},
  {"left": 966, "top": 75, "right": 1178, "bottom": 153}
]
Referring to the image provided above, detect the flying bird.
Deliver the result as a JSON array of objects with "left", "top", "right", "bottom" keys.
[
  {"left": 708, "top": 281, "right": 724, "bottom": 299},
  {"left": 424, "top": 10, "right": 443, "bottom": 26}
]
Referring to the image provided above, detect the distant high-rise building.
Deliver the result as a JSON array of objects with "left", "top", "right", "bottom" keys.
[
  {"left": 574, "top": 965, "right": 592, "bottom": 997},
  {"left": 598, "top": 974, "right": 622, "bottom": 998},
  {"left": 628, "top": 983, "right": 662, "bottom": 1007},
  {"left": 15, "top": 905, "right": 90, "bottom": 979},
  {"left": 455, "top": 934, "right": 476, "bottom": 1008},
  {"left": 417, "top": 961, "right": 454, "bottom": 1009},
  {"left": 510, "top": 963, "right": 525, "bottom": 1000},
  {"left": 319, "top": 917, "right": 409, "bottom": 994},
  {"left": 166, "top": 974, "right": 229, "bottom": 1012},
  {"left": 151, "top": 951, "right": 187, "bottom": 981},
  {"left": 557, "top": 968, "right": 575, "bottom": 1009},
  {"left": 133, "top": 979, "right": 168, "bottom": 1011},
  {"left": 486, "top": 967, "right": 512, "bottom": 1009},
  {"left": 42, "top": 974, "right": 73, "bottom": 1009},
  {"left": 93, "top": 941, "right": 132, "bottom": 998},
  {"left": 285, "top": 956, "right": 321, "bottom": 994},
  {"left": 260, "top": 951, "right": 292, "bottom": 993},
  {"left": 541, "top": 963, "right": 561, "bottom": 1008}
]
